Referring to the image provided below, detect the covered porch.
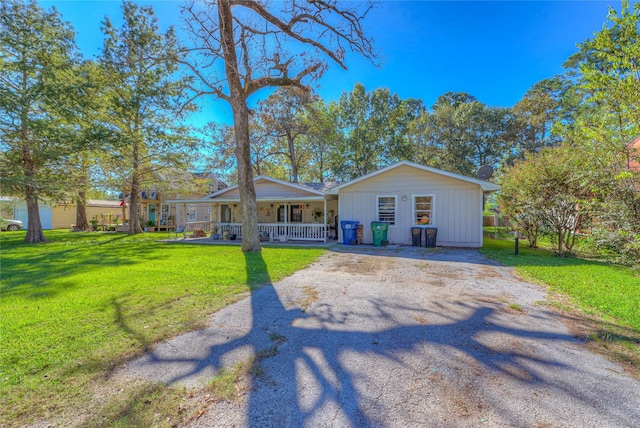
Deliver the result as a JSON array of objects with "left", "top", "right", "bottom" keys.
[
  {"left": 168, "top": 200, "right": 338, "bottom": 242},
  {"left": 166, "top": 177, "right": 339, "bottom": 242}
]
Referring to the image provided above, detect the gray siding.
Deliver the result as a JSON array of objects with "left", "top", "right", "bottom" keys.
[{"left": 337, "top": 165, "right": 484, "bottom": 247}]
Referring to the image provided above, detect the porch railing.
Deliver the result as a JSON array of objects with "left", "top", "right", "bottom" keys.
[
  {"left": 257, "top": 223, "right": 327, "bottom": 242},
  {"left": 219, "top": 223, "right": 242, "bottom": 236},
  {"left": 184, "top": 221, "right": 328, "bottom": 242},
  {"left": 216, "top": 222, "right": 327, "bottom": 242},
  {"left": 184, "top": 221, "right": 215, "bottom": 234}
]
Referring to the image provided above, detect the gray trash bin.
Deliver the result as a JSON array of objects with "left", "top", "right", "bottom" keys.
[
  {"left": 424, "top": 227, "right": 437, "bottom": 248},
  {"left": 411, "top": 227, "right": 422, "bottom": 246}
]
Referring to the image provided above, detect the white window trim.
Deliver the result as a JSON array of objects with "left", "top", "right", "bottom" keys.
[
  {"left": 412, "top": 194, "right": 435, "bottom": 226},
  {"left": 376, "top": 195, "right": 398, "bottom": 227}
]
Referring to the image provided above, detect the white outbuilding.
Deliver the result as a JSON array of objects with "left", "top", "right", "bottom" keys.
[{"left": 325, "top": 161, "right": 501, "bottom": 247}]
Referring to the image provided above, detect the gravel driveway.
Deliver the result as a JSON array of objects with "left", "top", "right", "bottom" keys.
[{"left": 122, "top": 246, "right": 640, "bottom": 427}]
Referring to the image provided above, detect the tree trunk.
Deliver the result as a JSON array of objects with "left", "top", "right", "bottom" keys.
[
  {"left": 318, "top": 151, "right": 325, "bottom": 183},
  {"left": 24, "top": 184, "right": 45, "bottom": 243},
  {"left": 129, "top": 180, "right": 143, "bottom": 234},
  {"left": 557, "top": 226, "right": 564, "bottom": 256},
  {"left": 21, "top": 116, "right": 45, "bottom": 243},
  {"left": 128, "top": 140, "right": 143, "bottom": 235},
  {"left": 219, "top": 0, "right": 260, "bottom": 252},
  {"left": 234, "top": 102, "right": 261, "bottom": 252},
  {"left": 287, "top": 132, "right": 298, "bottom": 183},
  {"left": 75, "top": 190, "right": 89, "bottom": 230}
]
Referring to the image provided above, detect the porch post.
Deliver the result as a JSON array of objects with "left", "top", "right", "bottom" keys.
[
  {"left": 284, "top": 201, "right": 288, "bottom": 238},
  {"left": 323, "top": 199, "right": 327, "bottom": 242}
]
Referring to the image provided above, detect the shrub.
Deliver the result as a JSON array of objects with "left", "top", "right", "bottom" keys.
[{"left": 191, "top": 228, "right": 206, "bottom": 238}]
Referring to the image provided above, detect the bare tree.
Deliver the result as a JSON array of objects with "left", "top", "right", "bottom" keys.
[{"left": 180, "top": 0, "right": 376, "bottom": 252}]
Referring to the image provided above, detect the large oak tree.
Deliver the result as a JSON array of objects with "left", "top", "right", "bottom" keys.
[{"left": 180, "top": 0, "right": 376, "bottom": 252}]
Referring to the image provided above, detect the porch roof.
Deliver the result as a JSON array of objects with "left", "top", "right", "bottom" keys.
[
  {"left": 205, "top": 176, "right": 326, "bottom": 198},
  {"left": 165, "top": 195, "right": 326, "bottom": 204},
  {"left": 166, "top": 175, "right": 331, "bottom": 204}
]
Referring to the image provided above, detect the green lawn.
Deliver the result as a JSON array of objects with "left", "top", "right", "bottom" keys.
[
  {"left": 481, "top": 238, "right": 640, "bottom": 377},
  {"left": 0, "top": 231, "right": 324, "bottom": 425},
  {"left": 480, "top": 238, "right": 640, "bottom": 330}
]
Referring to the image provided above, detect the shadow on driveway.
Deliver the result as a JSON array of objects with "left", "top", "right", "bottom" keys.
[{"left": 123, "top": 249, "right": 640, "bottom": 426}]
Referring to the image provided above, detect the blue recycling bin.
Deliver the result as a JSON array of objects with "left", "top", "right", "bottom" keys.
[{"left": 340, "top": 220, "right": 360, "bottom": 245}]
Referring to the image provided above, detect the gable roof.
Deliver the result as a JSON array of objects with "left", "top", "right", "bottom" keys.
[
  {"left": 192, "top": 171, "right": 227, "bottom": 187},
  {"left": 203, "top": 175, "right": 326, "bottom": 200},
  {"left": 300, "top": 182, "right": 342, "bottom": 192},
  {"left": 325, "top": 161, "right": 501, "bottom": 194}
]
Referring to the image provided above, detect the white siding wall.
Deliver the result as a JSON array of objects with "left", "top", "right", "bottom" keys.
[{"left": 337, "top": 165, "right": 484, "bottom": 247}]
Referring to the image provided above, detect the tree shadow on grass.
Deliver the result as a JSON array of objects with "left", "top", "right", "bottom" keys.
[
  {"left": 123, "top": 251, "right": 640, "bottom": 427},
  {"left": 0, "top": 235, "right": 155, "bottom": 297}
]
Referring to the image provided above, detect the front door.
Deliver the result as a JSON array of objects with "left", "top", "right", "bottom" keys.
[
  {"left": 148, "top": 203, "right": 156, "bottom": 223},
  {"left": 221, "top": 204, "right": 231, "bottom": 223}
]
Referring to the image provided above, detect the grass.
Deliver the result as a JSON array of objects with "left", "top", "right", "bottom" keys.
[
  {"left": 481, "top": 238, "right": 640, "bottom": 375},
  {"left": 0, "top": 230, "right": 324, "bottom": 426},
  {"left": 205, "top": 360, "right": 253, "bottom": 402},
  {"left": 482, "top": 226, "right": 515, "bottom": 240},
  {"left": 508, "top": 303, "right": 523, "bottom": 312}
]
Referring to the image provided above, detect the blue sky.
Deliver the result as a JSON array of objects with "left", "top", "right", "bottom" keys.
[{"left": 42, "top": 1, "right": 629, "bottom": 126}]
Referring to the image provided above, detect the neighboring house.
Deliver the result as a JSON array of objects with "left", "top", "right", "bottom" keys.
[
  {"left": 137, "top": 172, "right": 227, "bottom": 230},
  {"left": 167, "top": 161, "right": 500, "bottom": 247},
  {"left": 0, "top": 196, "right": 17, "bottom": 218},
  {"left": 13, "top": 199, "right": 121, "bottom": 230},
  {"left": 12, "top": 172, "right": 227, "bottom": 230}
]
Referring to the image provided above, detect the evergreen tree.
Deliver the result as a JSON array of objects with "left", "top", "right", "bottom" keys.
[
  {"left": 99, "top": 1, "right": 195, "bottom": 234},
  {"left": 0, "top": 0, "right": 82, "bottom": 242}
]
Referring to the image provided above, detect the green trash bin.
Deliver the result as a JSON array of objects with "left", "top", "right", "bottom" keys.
[{"left": 371, "top": 222, "right": 389, "bottom": 246}]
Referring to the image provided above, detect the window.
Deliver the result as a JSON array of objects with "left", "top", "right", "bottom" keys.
[
  {"left": 221, "top": 204, "right": 231, "bottom": 223},
  {"left": 187, "top": 204, "right": 197, "bottom": 222},
  {"left": 377, "top": 196, "right": 396, "bottom": 225},
  {"left": 277, "top": 205, "right": 302, "bottom": 222},
  {"left": 290, "top": 205, "right": 302, "bottom": 223},
  {"left": 413, "top": 195, "right": 434, "bottom": 225}
]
